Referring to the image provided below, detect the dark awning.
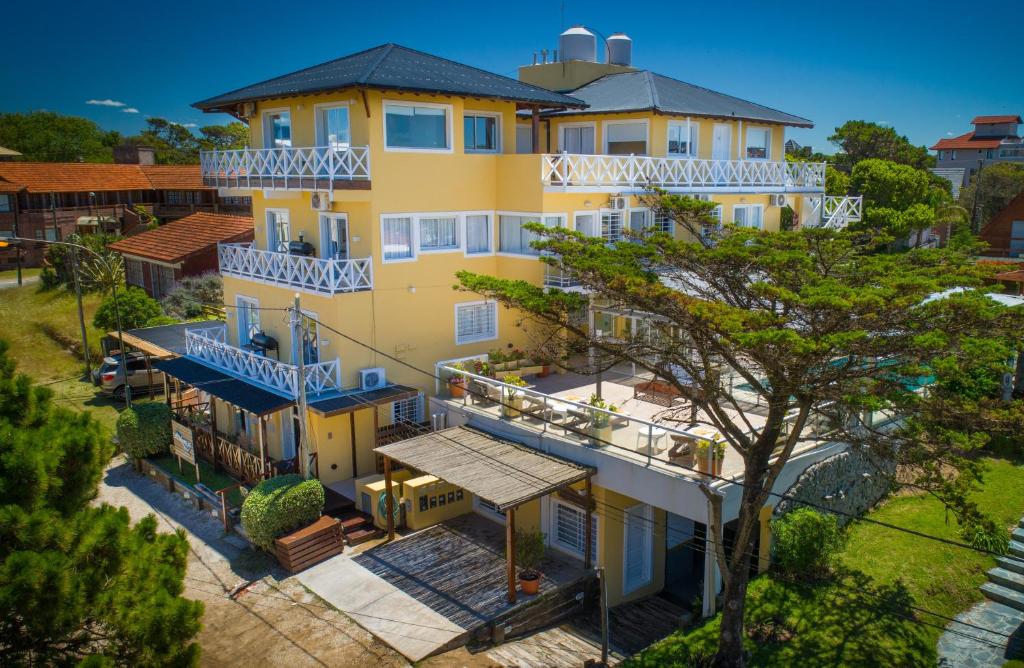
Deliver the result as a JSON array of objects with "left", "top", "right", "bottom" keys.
[
  {"left": 113, "top": 321, "right": 225, "bottom": 358},
  {"left": 309, "top": 384, "right": 420, "bottom": 417},
  {"left": 154, "top": 356, "right": 293, "bottom": 416}
]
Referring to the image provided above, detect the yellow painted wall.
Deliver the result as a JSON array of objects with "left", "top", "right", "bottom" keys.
[{"left": 402, "top": 475, "right": 472, "bottom": 530}]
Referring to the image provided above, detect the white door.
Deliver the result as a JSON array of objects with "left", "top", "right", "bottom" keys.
[
  {"left": 712, "top": 124, "right": 732, "bottom": 161},
  {"left": 560, "top": 125, "right": 596, "bottom": 154},
  {"left": 320, "top": 214, "right": 349, "bottom": 259},
  {"left": 267, "top": 210, "right": 290, "bottom": 252},
  {"left": 280, "top": 408, "right": 297, "bottom": 460},
  {"left": 623, "top": 503, "right": 653, "bottom": 595}
]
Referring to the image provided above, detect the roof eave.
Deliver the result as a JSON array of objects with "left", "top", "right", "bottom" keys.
[{"left": 540, "top": 105, "right": 813, "bottom": 127}]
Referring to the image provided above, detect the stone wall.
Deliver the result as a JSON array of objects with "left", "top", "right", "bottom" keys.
[{"left": 774, "top": 448, "right": 894, "bottom": 525}]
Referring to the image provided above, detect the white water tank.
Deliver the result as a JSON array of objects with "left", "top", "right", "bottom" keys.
[
  {"left": 606, "top": 33, "right": 632, "bottom": 66},
  {"left": 560, "top": 25, "right": 597, "bottom": 62}
]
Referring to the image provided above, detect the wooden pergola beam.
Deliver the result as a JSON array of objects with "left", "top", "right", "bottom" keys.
[
  {"left": 506, "top": 506, "right": 517, "bottom": 604},
  {"left": 383, "top": 455, "right": 395, "bottom": 541}
]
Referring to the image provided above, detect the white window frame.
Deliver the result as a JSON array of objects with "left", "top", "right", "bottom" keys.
[
  {"left": 416, "top": 213, "right": 462, "bottom": 254},
  {"left": 602, "top": 119, "right": 650, "bottom": 156},
  {"left": 392, "top": 394, "right": 423, "bottom": 424},
  {"left": 380, "top": 215, "right": 415, "bottom": 264},
  {"left": 382, "top": 99, "right": 453, "bottom": 154},
  {"left": 495, "top": 211, "right": 565, "bottom": 257},
  {"left": 558, "top": 122, "right": 597, "bottom": 154},
  {"left": 463, "top": 110, "right": 501, "bottom": 154},
  {"left": 548, "top": 498, "right": 598, "bottom": 562},
  {"left": 573, "top": 210, "right": 598, "bottom": 236},
  {"left": 261, "top": 107, "right": 292, "bottom": 149},
  {"left": 744, "top": 126, "right": 772, "bottom": 160},
  {"left": 702, "top": 204, "right": 724, "bottom": 242},
  {"left": 265, "top": 208, "right": 290, "bottom": 253},
  {"left": 319, "top": 212, "right": 349, "bottom": 260},
  {"left": 235, "top": 295, "right": 260, "bottom": 346},
  {"left": 666, "top": 120, "right": 699, "bottom": 158},
  {"left": 599, "top": 209, "right": 625, "bottom": 242},
  {"left": 296, "top": 308, "right": 320, "bottom": 365},
  {"left": 314, "top": 101, "right": 353, "bottom": 149},
  {"left": 622, "top": 503, "right": 654, "bottom": 595},
  {"left": 732, "top": 204, "right": 764, "bottom": 229},
  {"left": 463, "top": 211, "right": 495, "bottom": 257},
  {"left": 454, "top": 300, "right": 498, "bottom": 345}
]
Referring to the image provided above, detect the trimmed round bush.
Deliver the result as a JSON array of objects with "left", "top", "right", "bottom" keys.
[
  {"left": 240, "top": 474, "right": 325, "bottom": 550},
  {"left": 771, "top": 508, "right": 846, "bottom": 579},
  {"left": 115, "top": 402, "right": 172, "bottom": 458}
]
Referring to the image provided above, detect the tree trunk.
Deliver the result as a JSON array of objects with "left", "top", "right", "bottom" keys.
[{"left": 714, "top": 565, "right": 750, "bottom": 667}]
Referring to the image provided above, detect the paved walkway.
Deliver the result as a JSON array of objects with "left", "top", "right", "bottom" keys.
[{"left": 937, "top": 600, "right": 1024, "bottom": 667}]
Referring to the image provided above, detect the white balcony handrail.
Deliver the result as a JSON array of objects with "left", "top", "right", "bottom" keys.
[
  {"left": 200, "top": 145, "right": 370, "bottom": 190},
  {"left": 185, "top": 326, "right": 341, "bottom": 398},
  {"left": 541, "top": 153, "right": 826, "bottom": 191},
  {"left": 218, "top": 243, "right": 373, "bottom": 295},
  {"left": 807, "top": 195, "right": 863, "bottom": 230}
]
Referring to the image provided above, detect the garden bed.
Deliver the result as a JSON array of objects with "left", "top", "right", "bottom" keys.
[{"left": 138, "top": 455, "right": 245, "bottom": 526}]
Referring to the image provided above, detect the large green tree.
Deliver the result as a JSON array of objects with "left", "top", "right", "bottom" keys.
[
  {"left": 829, "top": 120, "right": 934, "bottom": 172},
  {"left": 125, "top": 118, "right": 248, "bottom": 164},
  {"left": 0, "top": 111, "right": 119, "bottom": 162},
  {"left": 960, "top": 162, "right": 1024, "bottom": 231},
  {"left": 455, "top": 201, "right": 1018, "bottom": 666},
  {"left": 849, "top": 158, "right": 950, "bottom": 242},
  {"left": 0, "top": 341, "right": 202, "bottom": 665}
]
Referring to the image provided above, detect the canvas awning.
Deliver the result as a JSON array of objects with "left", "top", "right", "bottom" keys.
[{"left": 153, "top": 356, "right": 293, "bottom": 416}]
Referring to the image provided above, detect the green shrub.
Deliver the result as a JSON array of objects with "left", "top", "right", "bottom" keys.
[
  {"left": 144, "top": 315, "right": 180, "bottom": 327},
  {"left": 959, "top": 516, "right": 1009, "bottom": 555},
  {"left": 116, "top": 403, "right": 172, "bottom": 458},
  {"left": 771, "top": 508, "right": 846, "bottom": 579},
  {"left": 240, "top": 474, "right": 324, "bottom": 550},
  {"left": 92, "top": 286, "right": 162, "bottom": 332}
]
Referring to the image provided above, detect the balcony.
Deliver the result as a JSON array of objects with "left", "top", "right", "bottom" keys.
[
  {"left": 219, "top": 243, "right": 373, "bottom": 295},
  {"left": 541, "top": 153, "right": 826, "bottom": 194},
  {"left": 804, "top": 195, "right": 864, "bottom": 230},
  {"left": 185, "top": 325, "right": 341, "bottom": 398},
  {"left": 200, "top": 146, "right": 371, "bottom": 191}
]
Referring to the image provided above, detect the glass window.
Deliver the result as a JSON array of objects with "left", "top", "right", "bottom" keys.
[
  {"left": 237, "top": 297, "right": 260, "bottom": 346},
  {"left": 382, "top": 216, "right": 413, "bottom": 260},
  {"left": 601, "top": 211, "right": 624, "bottom": 242},
  {"left": 44, "top": 228, "right": 57, "bottom": 241},
  {"left": 667, "top": 122, "right": 698, "bottom": 157},
  {"left": 264, "top": 111, "right": 291, "bottom": 149},
  {"left": 629, "top": 209, "right": 649, "bottom": 236},
  {"left": 419, "top": 216, "right": 458, "bottom": 251},
  {"left": 464, "top": 114, "right": 498, "bottom": 152},
  {"left": 745, "top": 128, "right": 770, "bottom": 159},
  {"left": 560, "top": 125, "right": 595, "bottom": 154},
  {"left": 385, "top": 103, "right": 449, "bottom": 150},
  {"left": 605, "top": 122, "right": 647, "bottom": 155},
  {"left": 554, "top": 501, "right": 597, "bottom": 558},
  {"left": 466, "top": 214, "right": 491, "bottom": 254},
  {"left": 299, "top": 313, "right": 318, "bottom": 364},
  {"left": 266, "top": 210, "right": 290, "bottom": 252},
  {"left": 575, "top": 213, "right": 598, "bottom": 237},
  {"left": 0, "top": 195, "right": 11, "bottom": 212},
  {"left": 393, "top": 396, "right": 421, "bottom": 424},
  {"left": 499, "top": 215, "right": 542, "bottom": 255},
  {"left": 455, "top": 301, "right": 497, "bottom": 344},
  {"left": 125, "top": 259, "right": 144, "bottom": 287},
  {"left": 654, "top": 213, "right": 673, "bottom": 234},
  {"left": 733, "top": 204, "right": 763, "bottom": 229},
  {"left": 319, "top": 106, "right": 350, "bottom": 149},
  {"left": 702, "top": 205, "right": 723, "bottom": 242}
]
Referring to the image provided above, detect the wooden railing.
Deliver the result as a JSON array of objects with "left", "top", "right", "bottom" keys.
[
  {"left": 182, "top": 416, "right": 271, "bottom": 487},
  {"left": 219, "top": 242, "right": 373, "bottom": 295},
  {"left": 200, "top": 145, "right": 371, "bottom": 190},
  {"left": 541, "top": 153, "right": 826, "bottom": 192}
]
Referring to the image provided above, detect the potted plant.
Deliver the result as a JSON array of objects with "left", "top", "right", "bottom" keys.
[
  {"left": 489, "top": 348, "right": 508, "bottom": 371},
  {"left": 448, "top": 362, "right": 467, "bottom": 398},
  {"left": 695, "top": 439, "right": 726, "bottom": 476},
  {"left": 587, "top": 393, "right": 618, "bottom": 447},
  {"left": 508, "top": 348, "right": 526, "bottom": 371},
  {"left": 502, "top": 374, "right": 528, "bottom": 418},
  {"left": 515, "top": 528, "right": 546, "bottom": 595},
  {"left": 472, "top": 359, "right": 494, "bottom": 378},
  {"left": 534, "top": 351, "right": 554, "bottom": 378}
]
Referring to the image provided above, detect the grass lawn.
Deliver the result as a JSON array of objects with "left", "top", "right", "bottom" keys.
[
  {"left": 148, "top": 453, "right": 246, "bottom": 507},
  {"left": 627, "top": 457, "right": 1024, "bottom": 667},
  {"left": 0, "top": 267, "right": 42, "bottom": 281}
]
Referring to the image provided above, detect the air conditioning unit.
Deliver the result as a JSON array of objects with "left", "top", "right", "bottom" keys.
[
  {"left": 359, "top": 367, "right": 387, "bottom": 391},
  {"left": 770, "top": 194, "right": 787, "bottom": 207},
  {"left": 609, "top": 196, "right": 628, "bottom": 210},
  {"left": 310, "top": 191, "right": 331, "bottom": 211},
  {"left": 239, "top": 102, "right": 257, "bottom": 119},
  {"left": 693, "top": 194, "right": 712, "bottom": 202}
]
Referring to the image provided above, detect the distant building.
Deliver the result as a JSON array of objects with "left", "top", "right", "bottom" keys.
[
  {"left": 930, "top": 115, "right": 1024, "bottom": 188},
  {"left": 977, "top": 190, "right": 1024, "bottom": 258},
  {"left": 784, "top": 139, "right": 811, "bottom": 157}
]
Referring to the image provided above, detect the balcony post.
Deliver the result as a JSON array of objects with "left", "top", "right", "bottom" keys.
[{"left": 531, "top": 106, "right": 541, "bottom": 154}]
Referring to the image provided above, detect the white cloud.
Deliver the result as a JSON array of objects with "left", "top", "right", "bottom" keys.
[
  {"left": 877, "top": 120, "right": 892, "bottom": 127},
  {"left": 121, "top": 107, "right": 139, "bottom": 114},
  {"left": 180, "top": 123, "right": 197, "bottom": 128},
  {"left": 86, "top": 99, "right": 126, "bottom": 107},
  {"left": 946, "top": 131, "right": 954, "bottom": 136}
]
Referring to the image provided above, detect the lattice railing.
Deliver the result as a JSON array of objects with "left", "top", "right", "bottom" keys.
[
  {"left": 219, "top": 243, "right": 373, "bottom": 295},
  {"left": 806, "top": 196, "right": 864, "bottom": 230},
  {"left": 541, "top": 153, "right": 826, "bottom": 191},
  {"left": 200, "top": 145, "right": 370, "bottom": 190}
]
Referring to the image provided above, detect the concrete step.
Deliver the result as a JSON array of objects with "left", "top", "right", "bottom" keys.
[
  {"left": 981, "top": 582, "right": 1024, "bottom": 612},
  {"left": 345, "top": 527, "right": 384, "bottom": 545},
  {"left": 988, "top": 567, "right": 1024, "bottom": 593},
  {"left": 996, "top": 555, "right": 1024, "bottom": 576},
  {"left": 1010, "top": 541, "right": 1024, "bottom": 559},
  {"left": 1012, "top": 527, "right": 1024, "bottom": 543},
  {"left": 1018, "top": 518, "right": 1024, "bottom": 530}
]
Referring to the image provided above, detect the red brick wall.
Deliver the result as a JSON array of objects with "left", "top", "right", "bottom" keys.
[{"left": 979, "top": 192, "right": 1024, "bottom": 257}]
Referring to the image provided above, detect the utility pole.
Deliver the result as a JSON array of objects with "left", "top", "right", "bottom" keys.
[
  {"left": 599, "top": 567, "right": 609, "bottom": 666},
  {"left": 292, "top": 293, "right": 312, "bottom": 479},
  {"left": 971, "top": 160, "right": 985, "bottom": 235},
  {"left": 12, "top": 195, "right": 21, "bottom": 286},
  {"left": 68, "top": 245, "right": 91, "bottom": 377}
]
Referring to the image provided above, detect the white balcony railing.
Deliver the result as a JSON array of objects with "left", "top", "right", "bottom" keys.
[
  {"left": 200, "top": 146, "right": 370, "bottom": 190},
  {"left": 805, "top": 195, "right": 864, "bottom": 230},
  {"left": 541, "top": 153, "right": 826, "bottom": 192},
  {"left": 185, "top": 326, "right": 341, "bottom": 398},
  {"left": 219, "top": 243, "right": 373, "bottom": 295}
]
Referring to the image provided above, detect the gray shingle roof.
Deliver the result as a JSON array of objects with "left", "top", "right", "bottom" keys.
[
  {"left": 544, "top": 70, "right": 813, "bottom": 127},
  {"left": 193, "top": 44, "right": 585, "bottom": 111}
]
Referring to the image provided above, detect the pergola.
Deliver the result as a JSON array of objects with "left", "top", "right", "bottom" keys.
[{"left": 375, "top": 426, "right": 595, "bottom": 604}]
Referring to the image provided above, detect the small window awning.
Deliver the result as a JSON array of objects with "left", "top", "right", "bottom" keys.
[
  {"left": 153, "top": 356, "right": 294, "bottom": 416},
  {"left": 309, "top": 384, "right": 420, "bottom": 417},
  {"left": 375, "top": 426, "right": 594, "bottom": 510}
]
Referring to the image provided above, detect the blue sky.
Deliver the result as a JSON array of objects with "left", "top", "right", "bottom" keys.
[{"left": 4, "top": 0, "right": 1022, "bottom": 151}]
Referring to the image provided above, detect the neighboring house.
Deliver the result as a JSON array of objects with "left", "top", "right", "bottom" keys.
[
  {"left": 978, "top": 191, "right": 1024, "bottom": 258},
  {"left": 151, "top": 32, "right": 861, "bottom": 615},
  {"left": 108, "top": 211, "right": 254, "bottom": 299},
  {"left": 0, "top": 161, "right": 252, "bottom": 269},
  {"left": 930, "top": 114, "right": 1024, "bottom": 188}
]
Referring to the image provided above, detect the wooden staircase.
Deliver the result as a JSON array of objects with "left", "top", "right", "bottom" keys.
[{"left": 321, "top": 484, "right": 382, "bottom": 546}]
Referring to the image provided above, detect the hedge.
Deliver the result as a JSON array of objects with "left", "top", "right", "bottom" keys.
[
  {"left": 771, "top": 507, "right": 846, "bottom": 579},
  {"left": 116, "top": 403, "right": 172, "bottom": 459},
  {"left": 240, "top": 474, "right": 325, "bottom": 550}
]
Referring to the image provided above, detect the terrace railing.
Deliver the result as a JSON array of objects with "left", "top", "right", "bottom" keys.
[
  {"left": 542, "top": 153, "right": 826, "bottom": 192},
  {"left": 219, "top": 243, "right": 373, "bottom": 295},
  {"left": 200, "top": 145, "right": 370, "bottom": 190}
]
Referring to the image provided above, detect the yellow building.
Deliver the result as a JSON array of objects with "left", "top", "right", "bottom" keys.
[{"left": 171, "top": 35, "right": 859, "bottom": 609}]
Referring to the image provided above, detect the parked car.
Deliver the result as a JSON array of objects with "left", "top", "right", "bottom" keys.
[{"left": 92, "top": 352, "right": 165, "bottom": 402}]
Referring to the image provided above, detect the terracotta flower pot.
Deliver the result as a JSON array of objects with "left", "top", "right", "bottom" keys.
[
  {"left": 449, "top": 380, "right": 466, "bottom": 398},
  {"left": 519, "top": 571, "right": 541, "bottom": 595}
]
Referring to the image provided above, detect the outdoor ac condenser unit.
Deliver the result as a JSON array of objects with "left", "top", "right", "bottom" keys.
[
  {"left": 240, "top": 102, "right": 257, "bottom": 118},
  {"left": 359, "top": 367, "right": 387, "bottom": 391},
  {"left": 770, "top": 194, "right": 787, "bottom": 207},
  {"left": 609, "top": 196, "right": 628, "bottom": 210},
  {"left": 310, "top": 191, "right": 331, "bottom": 211}
]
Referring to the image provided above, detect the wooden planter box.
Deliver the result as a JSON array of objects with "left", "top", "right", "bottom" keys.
[{"left": 273, "top": 516, "right": 344, "bottom": 573}]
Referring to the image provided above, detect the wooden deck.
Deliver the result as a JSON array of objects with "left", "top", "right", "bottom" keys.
[{"left": 352, "top": 513, "right": 584, "bottom": 630}]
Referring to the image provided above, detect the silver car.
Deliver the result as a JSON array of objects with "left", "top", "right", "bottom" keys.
[{"left": 92, "top": 352, "right": 165, "bottom": 402}]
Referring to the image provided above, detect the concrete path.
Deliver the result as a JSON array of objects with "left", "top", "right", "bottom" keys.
[
  {"left": 298, "top": 553, "right": 467, "bottom": 662},
  {"left": 0, "top": 275, "right": 38, "bottom": 289},
  {"left": 937, "top": 599, "right": 1024, "bottom": 666}
]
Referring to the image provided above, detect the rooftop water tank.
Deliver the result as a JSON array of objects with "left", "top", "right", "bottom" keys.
[
  {"left": 560, "top": 26, "right": 596, "bottom": 63},
  {"left": 606, "top": 33, "right": 632, "bottom": 66}
]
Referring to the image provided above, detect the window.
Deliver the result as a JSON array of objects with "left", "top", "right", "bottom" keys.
[
  {"left": 553, "top": 501, "right": 597, "bottom": 559},
  {"left": 236, "top": 296, "right": 261, "bottom": 346},
  {"left": 266, "top": 209, "right": 290, "bottom": 252},
  {"left": 745, "top": 127, "right": 770, "bottom": 159},
  {"left": 601, "top": 211, "right": 624, "bottom": 242},
  {"left": 1010, "top": 220, "right": 1024, "bottom": 257},
  {"left": 455, "top": 301, "right": 497, "bottom": 344},
  {"left": 628, "top": 209, "right": 650, "bottom": 236},
  {"left": 702, "top": 205, "right": 723, "bottom": 242},
  {"left": 575, "top": 212, "right": 598, "bottom": 237},
  {"left": 605, "top": 121, "right": 647, "bottom": 155},
  {"left": 465, "top": 214, "right": 492, "bottom": 254},
  {"left": 733, "top": 204, "right": 763, "bottom": 229},
  {"left": 0, "top": 195, "right": 11, "bottom": 212},
  {"left": 951, "top": 150, "right": 958, "bottom": 160},
  {"left": 938, "top": 150, "right": 945, "bottom": 161},
  {"left": 156, "top": 265, "right": 176, "bottom": 299},
  {"left": 464, "top": 113, "right": 499, "bottom": 152},
  {"left": 499, "top": 214, "right": 546, "bottom": 255},
  {"left": 44, "top": 228, "right": 57, "bottom": 241},
  {"left": 419, "top": 216, "right": 459, "bottom": 251},
  {"left": 298, "top": 311, "right": 319, "bottom": 364},
  {"left": 393, "top": 396, "right": 422, "bottom": 424},
  {"left": 516, "top": 125, "right": 533, "bottom": 153},
  {"left": 382, "top": 216, "right": 414, "bottom": 261},
  {"left": 165, "top": 191, "right": 196, "bottom": 205},
  {"left": 667, "top": 121, "right": 698, "bottom": 157},
  {"left": 384, "top": 102, "right": 450, "bottom": 151},
  {"left": 125, "top": 259, "right": 144, "bottom": 287},
  {"left": 477, "top": 497, "right": 506, "bottom": 518},
  {"left": 319, "top": 214, "right": 348, "bottom": 260},
  {"left": 263, "top": 110, "right": 291, "bottom": 149},
  {"left": 318, "top": 105, "right": 350, "bottom": 149},
  {"left": 986, "top": 149, "right": 995, "bottom": 159},
  {"left": 623, "top": 503, "right": 653, "bottom": 593},
  {"left": 653, "top": 213, "right": 673, "bottom": 234},
  {"left": 560, "top": 124, "right": 595, "bottom": 154}
]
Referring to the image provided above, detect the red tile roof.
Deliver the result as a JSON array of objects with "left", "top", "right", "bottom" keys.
[
  {"left": 0, "top": 178, "right": 24, "bottom": 193},
  {"left": 972, "top": 115, "right": 1021, "bottom": 125},
  {"left": 0, "top": 162, "right": 213, "bottom": 193},
  {"left": 995, "top": 269, "right": 1024, "bottom": 283},
  {"left": 930, "top": 131, "right": 1004, "bottom": 151},
  {"left": 108, "top": 211, "right": 253, "bottom": 263}
]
